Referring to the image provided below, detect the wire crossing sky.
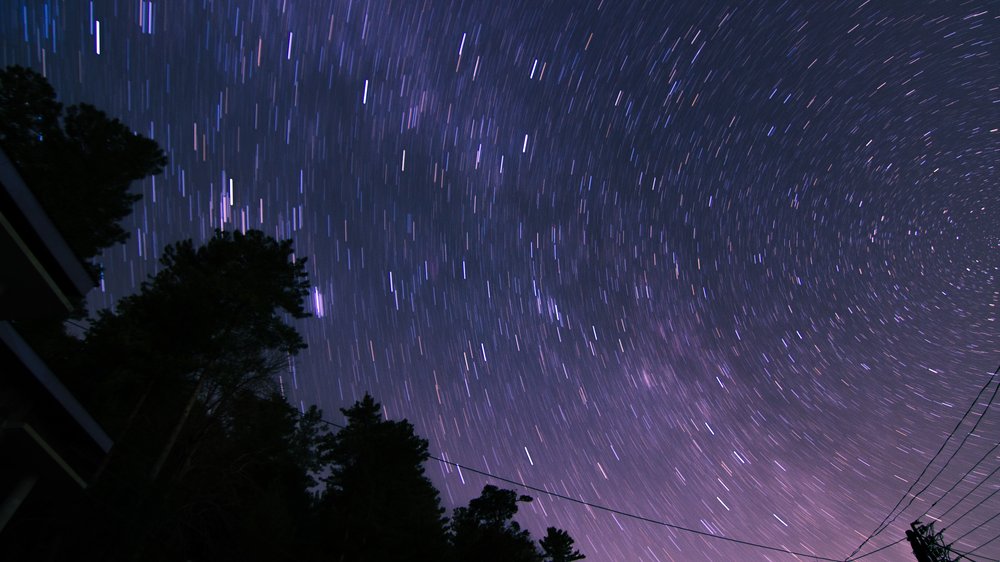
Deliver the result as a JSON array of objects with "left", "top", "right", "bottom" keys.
[{"left": 4, "top": 1, "right": 1000, "bottom": 560}]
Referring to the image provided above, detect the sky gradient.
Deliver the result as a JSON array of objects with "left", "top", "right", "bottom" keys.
[{"left": 3, "top": 1, "right": 1000, "bottom": 560}]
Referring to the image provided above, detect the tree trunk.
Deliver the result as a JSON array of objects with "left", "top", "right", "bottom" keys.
[
  {"left": 149, "top": 374, "right": 205, "bottom": 482},
  {"left": 91, "top": 377, "right": 156, "bottom": 485}
]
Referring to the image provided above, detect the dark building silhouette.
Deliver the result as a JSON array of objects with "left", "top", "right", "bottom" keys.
[{"left": 0, "top": 147, "right": 111, "bottom": 532}]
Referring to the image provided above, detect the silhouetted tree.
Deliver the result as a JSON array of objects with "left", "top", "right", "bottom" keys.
[
  {"left": 45, "top": 229, "right": 312, "bottom": 560},
  {"left": 0, "top": 65, "right": 166, "bottom": 264},
  {"left": 451, "top": 485, "right": 543, "bottom": 562},
  {"left": 0, "top": 65, "right": 166, "bottom": 381},
  {"left": 153, "top": 394, "right": 327, "bottom": 562},
  {"left": 0, "top": 68, "right": 585, "bottom": 562},
  {"left": 541, "top": 527, "right": 586, "bottom": 562},
  {"left": 318, "top": 393, "right": 450, "bottom": 561},
  {"left": 81, "top": 229, "right": 310, "bottom": 479}
]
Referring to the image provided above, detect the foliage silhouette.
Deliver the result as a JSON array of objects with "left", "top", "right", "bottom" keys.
[
  {"left": 0, "top": 65, "right": 166, "bottom": 264},
  {"left": 0, "top": 65, "right": 167, "bottom": 382},
  {"left": 451, "top": 484, "right": 544, "bottom": 562},
  {"left": 0, "top": 66, "right": 585, "bottom": 562},
  {"left": 152, "top": 394, "right": 327, "bottom": 562},
  {"left": 317, "top": 393, "right": 450, "bottom": 562},
  {"left": 77, "top": 230, "right": 309, "bottom": 456},
  {"left": 541, "top": 527, "right": 587, "bottom": 561},
  {"left": 53, "top": 230, "right": 312, "bottom": 560}
]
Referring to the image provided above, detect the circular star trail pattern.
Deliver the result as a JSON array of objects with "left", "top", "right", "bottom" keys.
[{"left": 4, "top": 2, "right": 1000, "bottom": 560}]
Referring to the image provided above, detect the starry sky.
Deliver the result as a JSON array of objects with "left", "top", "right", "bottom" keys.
[{"left": 4, "top": 1, "right": 1000, "bottom": 560}]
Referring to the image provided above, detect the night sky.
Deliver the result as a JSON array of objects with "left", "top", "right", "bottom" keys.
[{"left": 4, "top": 1, "right": 1000, "bottom": 560}]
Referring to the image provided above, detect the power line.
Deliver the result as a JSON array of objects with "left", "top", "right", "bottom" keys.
[
  {"left": 893, "top": 370, "right": 1000, "bottom": 540},
  {"left": 847, "top": 366, "right": 1000, "bottom": 558},
  {"left": 950, "top": 548, "right": 999, "bottom": 562},
  {"left": 952, "top": 510, "right": 1000, "bottom": 546},
  {"left": 431, "top": 452, "right": 844, "bottom": 561},
  {"left": 847, "top": 537, "right": 906, "bottom": 560},
  {"left": 312, "top": 366, "right": 999, "bottom": 562},
  {"left": 943, "top": 485, "right": 1000, "bottom": 535},
  {"left": 934, "top": 462, "right": 1000, "bottom": 523},
  {"left": 953, "top": 552, "right": 996, "bottom": 562},
  {"left": 959, "top": 527, "right": 1000, "bottom": 560},
  {"left": 923, "top": 437, "right": 1000, "bottom": 522},
  {"left": 314, "top": 416, "right": 843, "bottom": 562}
]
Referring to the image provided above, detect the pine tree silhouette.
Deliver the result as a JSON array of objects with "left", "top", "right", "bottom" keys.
[
  {"left": 318, "top": 394, "right": 450, "bottom": 561},
  {"left": 541, "top": 527, "right": 586, "bottom": 561}
]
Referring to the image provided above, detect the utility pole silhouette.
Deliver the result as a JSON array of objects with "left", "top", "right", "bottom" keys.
[{"left": 906, "top": 521, "right": 957, "bottom": 562}]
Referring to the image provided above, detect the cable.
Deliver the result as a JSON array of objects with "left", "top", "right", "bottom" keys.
[
  {"left": 432, "top": 453, "right": 843, "bottom": 561},
  {"left": 935, "top": 463, "right": 1000, "bottom": 523},
  {"left": 952, "top": 510, "right": 1000, "bottom": 545},
  {"left": 847, "top": 365, "right": 1000, "bottom": 559},
  {"left": 891, "top": 371, "right": 1000, "bottom": 536},
  {"left": 951, "top": 549, "right": 999, "bottom": 562},
  {"left": 924, "top": 438, "right": 1000, "bottom": 522},
  {"left": 944, "top": 486, "right": 1000, "bottom": 534},
  {"left": 961, "top": 528, "right": 1000, "bottom": 558},
  {"left": 846, "top": 537, "right": 905, "bottom": 560},
  {"left": 314, "top": 416, "right": 843, "bottom": 562},
  {"left": 849, "top": 530, "right": 996, "bottom": 562}
]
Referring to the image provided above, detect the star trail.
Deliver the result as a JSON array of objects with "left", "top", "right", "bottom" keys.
[{"left": 4, "top": 1, "right": 1000, "bottom": 560}]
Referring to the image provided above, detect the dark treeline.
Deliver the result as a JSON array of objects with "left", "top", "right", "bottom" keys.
[{"left": 0, "top": 66, "right": 585, "bottom": 562}]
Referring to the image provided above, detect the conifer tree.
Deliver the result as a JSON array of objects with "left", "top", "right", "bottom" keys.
[
  {"left": 541, "top": 527, "right": 586, "bottom": 562},
  {"left": 61, "top": 230, "right": 311, "bottom": 559},
  {"left": 0, "top": 65, "right": 166, "bottom": 264},
  {"left": 318, "top": 394, "right": 450, "bottom": 561}
]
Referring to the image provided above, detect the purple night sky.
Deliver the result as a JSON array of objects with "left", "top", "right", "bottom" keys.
[{"left": 3, "top": 1, "right": 999, "bottom": 560}]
